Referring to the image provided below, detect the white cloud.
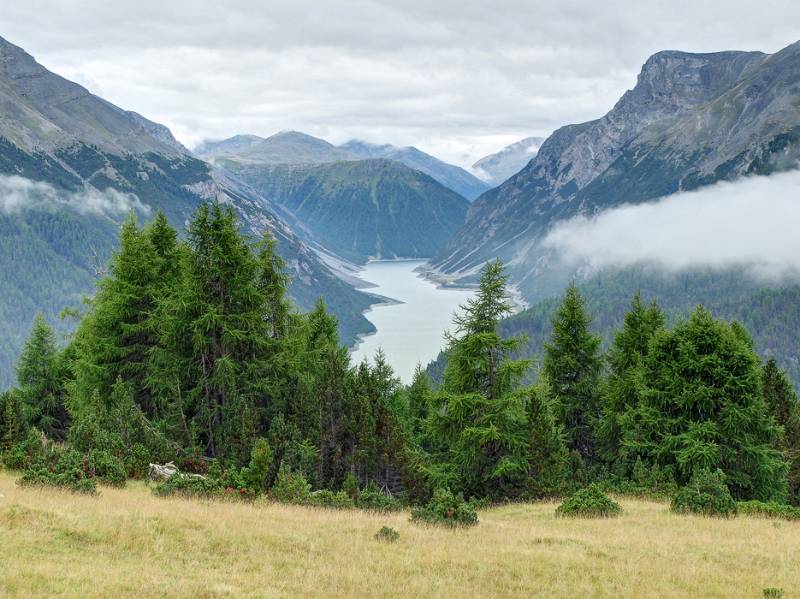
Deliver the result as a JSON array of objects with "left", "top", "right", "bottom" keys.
[
  {"left": 0, "top": 175, "right": 150, "bottom": 217},
  {"left": 2, "top": 1, "right": 798, "bottom": 167},
  {"left": 542, "top": 170, "right": 800, "bottom": 280}
]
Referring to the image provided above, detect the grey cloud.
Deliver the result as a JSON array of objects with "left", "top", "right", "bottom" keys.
[
  {"left": 0, "top": 175, "right": 150, "bottom": 217},
  {"left": 2, "top": 1, "right": 799, "bottom": 165},
  {"left": 542, "top": 170, "right": 800, "bottom": 281}
]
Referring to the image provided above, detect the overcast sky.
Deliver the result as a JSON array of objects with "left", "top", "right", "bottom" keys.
[{"left": 3, "top": 1, "right": 798, "bottom": 167}]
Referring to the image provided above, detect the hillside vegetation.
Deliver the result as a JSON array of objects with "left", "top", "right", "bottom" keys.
[{"left": 0, "top": 471, "right": 798, "bottom": 598}]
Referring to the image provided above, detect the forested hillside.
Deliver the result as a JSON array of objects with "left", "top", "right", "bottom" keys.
[{"left": 224, "top": 159, "right": 470, "bottom": 263}]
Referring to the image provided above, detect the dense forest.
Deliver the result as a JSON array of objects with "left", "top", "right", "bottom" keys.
[{"left": 1, "top": 203, "right": 799, "bottom": 515}]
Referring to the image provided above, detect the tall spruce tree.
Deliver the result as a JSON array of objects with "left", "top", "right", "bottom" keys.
[
  {"left": 598, "top": 293, "right": 665, "bottom": 471},
  {"left": 762, "top": 358, "right": 800, "bottom": 503},
  {"left": 16, "top": 313, "right": 69, "bottom": 440},
  {"left": 526, "top": 377, "right": 569, "bottom": 497},
  {"left": 621, "top": 307, "right": 787, "bottom": 501},
  {"left": 71, "top": 212, "right": 171, "bottom": 418},
  {"left": 153, "top": 202, "right": 273, "bottom": 464},
  {"left": 429, "top": 260, "right": 531, "bottom": 498},
  {"left": 543, "top": 283, "right": 602, "bottom": 467}
]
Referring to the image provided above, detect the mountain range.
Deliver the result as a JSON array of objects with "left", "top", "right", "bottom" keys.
[
  {"left": 471, "top": 136, "right": 544, "bottom": 186},
  {"left": 428, "top": 40, "right": 800, "bottom": 386},
  {"left": 434, "top": 42, "right": 800, "bottom": 296},
  {"left": 198, "top": 131, "right": 490, "bottom": 201}
]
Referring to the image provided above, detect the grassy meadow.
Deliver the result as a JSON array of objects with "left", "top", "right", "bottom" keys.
[{"left": 0, "top": 470, "right": 798, "bottom": 598}]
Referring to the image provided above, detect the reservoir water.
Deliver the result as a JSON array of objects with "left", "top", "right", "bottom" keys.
[{"left": 350, "top": 260, "right": 475, "bottom": 383}]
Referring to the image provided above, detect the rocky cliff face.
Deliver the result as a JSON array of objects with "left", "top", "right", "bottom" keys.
[{"left": 433, "top": 42, "right": 800, "bottom": 299}]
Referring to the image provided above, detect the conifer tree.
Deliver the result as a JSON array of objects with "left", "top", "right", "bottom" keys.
[
  {"left": 598, "top": 293, "right": 664, "bottom": 470},
  {"left": 16, "top": 313, "right": 69, "bottom": 439},
  {"left": 543, "top": 284, "right": 602, "bottom": 466},
  {"left": 526, "top": 378, "right": 569, "bottom": 497},
  {"left": 154, "top": 202, "right": 272, "bottom": 463},
  {"left": 430, "top": 260, "right": 531, "bottom": 498},
  {"left": 622, "top": 307, "right": 787, "bottom": 501},
  {"left": 1, "top": 390, "right": 24, "bottom": 450},
  {"left": 762, "top": 359, "right": 800, "bottom": 502},
  {"left": 71, "top": 212, "right": 175, "bottom": 419}
]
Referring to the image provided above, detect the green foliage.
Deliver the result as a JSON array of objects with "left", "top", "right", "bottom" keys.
[
  {"left": 737, "top": 500, "right": 800, "bottom": 521},
  {"left": 410, "top": 488, "right": 478, "bottom": 528},
  {"left": 555, "top": 484, "right": 623, "bottom": 518},
  {"left": 309, "top": 489, "right": 356, "bottom": 509},
  {"left": 239, "top": 438, "right": 272, "bottom": 492},
  {"left": 671, "top": 469, "right": 738, "bottom": 518},
  {"left": 152, "top": 474, "right": 224, "bottom": 500},
  {"left": 762, "top": 359, "right": 800, "bottom": 504},
  {"left": 428, "top": 261, "right": 532, "bottom": 498},
  {"left": 622, "top": 307, "right": 787, "bottom": 502},
  {"left": 1, "top": 428, "right": 44, "bottom": 470},
  {"left": 526, "top": 379, "right": 569, "bottom": 497},
  {"left": 543, "top": 284, "right": 602, "bottom": 467},
  {"left": 86, "top": 449, "right": 127, "bottom": 487},
  {"left": 357, "top": 481, "right": 403, "bottom": 512},
  {"left": 763, "top": 588, "right": 784, "bottom": 598},
  {"left": 374, "top": 526, "right": 400, "bottom": 543},
  {"left": 15, "top": 313, "right": 70, "bottom": 440},
  {"left": 271, "top": 464, "right": 313, "bottom": 505},
  {"left": 598, "top": 293, "right": 665, "bottom": 470},
  {"left": 18, "top": 448, "right": 98, "bottom": 495}
]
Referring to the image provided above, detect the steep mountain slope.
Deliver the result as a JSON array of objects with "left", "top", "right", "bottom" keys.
[
  {"left": 471, "top": 136, "right": 544, "bottom": 186},
  {"left": 340, "top": 140, "right": 490, "bottom": 200},
  {"left": 0, "top": 36, "right": 375, "bottom": 387},
  {"left": 433, "top": 42, "right": 800, "bottom": 299},
  {"left": 226, "top": 159, "right": 470, "bottom": 263}
]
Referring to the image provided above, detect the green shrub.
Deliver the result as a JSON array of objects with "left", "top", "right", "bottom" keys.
[
  {"left": 18, "top": 449, "right": 97, "bottom": 495},
  {"left": 310, "top": 489, "right": 355, "bottom": 509},
  {"left": 375, "top": 526, "right": 400, "bottom": 542},
  {"left": 270, "top": 464, "right": 312, "bottom": 505},
  {"left": 152, "top": 474, "right": 224, "bottom": 499},
  {"left": 357, "top": 482, "right": 402, "bottom": 512},
  {"left": 763, "top": 588, "right": 784, "bottom": 598},
  {"left": 342, "top": 473, "right": 360, "bottom": 501},
  {"left": 556, "top": 484, "right": 623, "bottom": 518},
  {"left": 671, "top": 469, "right": 737, "bottom": 518},
  {"left": 2, "top": 429, "right": 45, "bottom": 470},
  {"left": 410, "top": 488, "right": 478, "bottom": 528},
  {"left": 738, "top": 500, "right": 800, "bottom": 521},
  {"left": 87, "top": 449, "right": 127, "bottom": 487},
  {"left": 240, "top": 438, "right": 271, "bottom": 493}
]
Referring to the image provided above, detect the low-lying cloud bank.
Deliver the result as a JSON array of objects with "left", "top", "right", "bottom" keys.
[
  {"left": 0, "top": 174, "right": 149, "bottom": 217},
  {"left": 543, "top": 169, "right": 800, "bottom": 280}
]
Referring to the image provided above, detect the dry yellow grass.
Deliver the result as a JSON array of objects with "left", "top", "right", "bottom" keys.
[{"left": 0, "top": 470, "right": 798, "bottom": 598}]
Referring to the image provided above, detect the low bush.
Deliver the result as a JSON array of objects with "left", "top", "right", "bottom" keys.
[
  {"left": 87, "top": 449, "right": 127, "bottom": 487},
  {"left": 671, "top": 469, "right": 737, "bottom": 518},
  {"left": 2, "top": 429, "right": 45, "bottom": 470},
  {"left": 357, "top": 482, "right": 402, "bottom": 512},
  {"left": 18, "top": 448, "right": 97, "bottom": 495},
  {"left": 410, "top": 488, "right": 478, "bottom": 528},
  {"left": 738, "top": 500, "right": 800, "bottom": 521},
  {"left": 152, "top": 474, "right": 224, "bottom": 499},
  {"left": 270, "top": 464, "right": 312, "bottom": 505},
  {"left": 310, "top": 489, "right": 355, "bottom": 509},
  {"left": 556, "top": 484, "right": 623, "bottom": 518},
  {"left": 375, "top": 526, "right": 400, "bottom": 542}
]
